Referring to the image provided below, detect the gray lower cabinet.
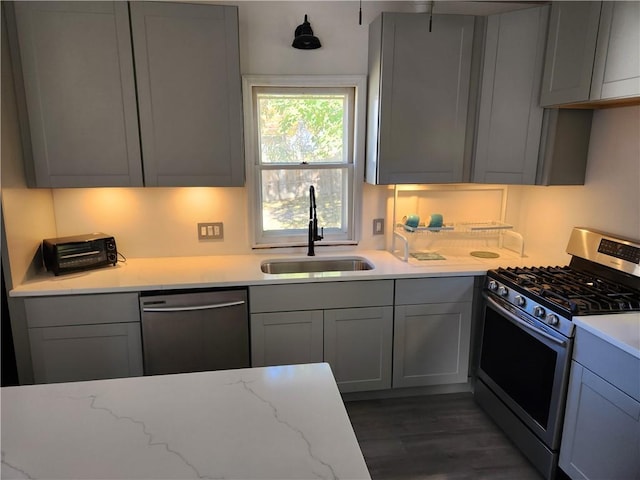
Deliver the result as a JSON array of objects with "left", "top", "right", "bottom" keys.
[
  {"left": 29, "top": 323, "right": 143, "bottom": 384},
  {"left": 559, "top": 362, "right": 640, "bottom": 479},
  {"left": 366, "top": 12, "right": 476, "bottom": 185},
  {"left": 540, "top": 1, "right": 640, "bottom": 106},
  {"left": 559, "top": 328, "right": 640, "bottom": 479},
  {"left": 7, "top": 1, "right": 243, "bottom": 188},
  {"left": 324, "top": 307, "right": 393, "bottom": 393},
  {"left": 393, "top": 277, "right": 473, "bottom": 388},
  {"left": 25, "top": 293, "right": 143, "bottom": 384},
  {"left": 249, "top": 281, "right": 394, "bottom": 393},
  {"left": 251, "top": 310, "right": 324, "bottom": 367}
]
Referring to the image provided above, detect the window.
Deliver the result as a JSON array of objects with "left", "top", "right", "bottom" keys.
[{"left": 243, "top": 76, "right": 366, "bottom": 248}]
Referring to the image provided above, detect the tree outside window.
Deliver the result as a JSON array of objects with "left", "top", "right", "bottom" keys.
[{"left": 244, "top": 76, "right": 365, "bottom": 248}]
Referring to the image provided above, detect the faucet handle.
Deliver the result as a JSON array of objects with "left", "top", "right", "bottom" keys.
[{"left": 319, "top": 227, "right": 324, "bottom": 240}]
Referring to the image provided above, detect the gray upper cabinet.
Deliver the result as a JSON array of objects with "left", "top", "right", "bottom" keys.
[
  {"left": 473, "top": 6, "right": 549, "bottom": 184},
  {"left": 474, "top": 6, "right": 593, "bottom": 186},
  {"left": 366, "top": 13, "right": 476, "bottom": 185},
  {"left": 8, "top": 1, "right": 243, "bottom": 188},
  {"left": 590, "top": 2, "right": 640, "bottom": 102},
  {"left": 539, "top": 2, "right": 601, "bottom": 107},
  {"left": 9, "top": 1, "right": 143, "bottom": 188},
  {"left": 130, "top": 2, "right": 243, "bottom": 187},
  {"left": 540, "top": 1, "right": 640, "bottom": 107}
]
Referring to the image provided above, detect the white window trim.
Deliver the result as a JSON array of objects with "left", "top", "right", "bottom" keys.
[{"left": 242, "top": 75, "right": 367, "bottom": 250}]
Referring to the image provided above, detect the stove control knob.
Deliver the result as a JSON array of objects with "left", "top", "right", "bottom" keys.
[
  {"left": 533, "top": 306, "right": 546, "bottom": 318},
  {"left": 488, "top": 281, "right": 499, "bottom": 292},
  {"left": 515, "top": 295, "right": 526, "bottom": 307},
  {"left": 547, "top": 314, "right": 559, "bottom": 326},
  {"left": 497, "top": 286, "right": 509, "bottom": 297}
]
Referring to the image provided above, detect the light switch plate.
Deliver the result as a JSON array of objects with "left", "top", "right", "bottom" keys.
[
  {"left": 198, "top": 222, "right": 224, "bottom": 240},
  {"left": 373, "top": 218, "right": 385, "bottom": 235}
]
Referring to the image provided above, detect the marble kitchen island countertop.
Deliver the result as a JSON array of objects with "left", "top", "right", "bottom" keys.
[
  {"left": 1, "top": 363, "right": 370, "bottom": 480},
  {"left": 10, "top": 249, "right": 543, "bottom": 297}
]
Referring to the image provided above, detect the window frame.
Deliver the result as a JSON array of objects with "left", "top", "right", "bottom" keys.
[{"left": 242, "top": 75, "right": 367, "bottom": 249}]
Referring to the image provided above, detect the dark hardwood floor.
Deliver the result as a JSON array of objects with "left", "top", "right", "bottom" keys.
[{"left": 345, "top": 392, "right": 544, "bottom": 480}]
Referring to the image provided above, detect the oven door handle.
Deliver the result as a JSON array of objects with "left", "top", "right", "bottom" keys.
[{"left": 484, "top": 294, "right": 567, "bottom": 347}]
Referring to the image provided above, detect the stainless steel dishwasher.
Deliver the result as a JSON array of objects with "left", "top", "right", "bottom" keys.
[{"left": 140, "top": 289, "right": 250, "bottom": 375}]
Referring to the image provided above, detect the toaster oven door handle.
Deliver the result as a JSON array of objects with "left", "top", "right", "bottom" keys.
[
  {"left": 59, "top": 251, "right": 102, "bottom": 259},
  {"left": 141, "top": 300, "right": 246, "bottom": 313},
  {"left": 484, "top": 294, "right": 567, "bottom": 348}
]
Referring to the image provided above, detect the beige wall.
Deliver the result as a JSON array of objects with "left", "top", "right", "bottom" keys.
[
  {"left": 3, "top": 2, "right": 640, "bottom": 269},
  {"left": 45, "top": 1, "right": 532, "bottom": 259},
  {"left": 507, "top": 105, "right": 640, "bottom": 264},
  {"left": 1, "top": 5, "right": 56, "bottom": 288}
]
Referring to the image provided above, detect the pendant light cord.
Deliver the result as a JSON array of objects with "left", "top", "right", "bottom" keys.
[
  {"left": 359, "top": 0, "right": 362, "bottom": 25},
  {"left": 427, "top": 0, "right": 434, "bottom": 32}
]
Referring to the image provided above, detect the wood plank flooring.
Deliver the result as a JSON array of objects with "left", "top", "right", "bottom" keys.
[{"left": 344, "top": 392, "right": 544, "bottom": 480}]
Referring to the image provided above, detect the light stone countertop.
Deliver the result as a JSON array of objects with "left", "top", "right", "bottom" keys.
[
  {"left": 573, "top": 313, "right": 640, "bottom": 359},
  {"left": 1, "top": 363, "right": 370, "bottom": 480},
  {"left": 10, "top": 248, "right": 539, "bottom": 297},
  {"left": 10, "top": 248, "right": 638, "bottom": 386}
]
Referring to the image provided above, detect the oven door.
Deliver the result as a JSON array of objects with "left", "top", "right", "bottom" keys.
[{"left": 477, "top": 293, "right": 572, "bottom": 450}]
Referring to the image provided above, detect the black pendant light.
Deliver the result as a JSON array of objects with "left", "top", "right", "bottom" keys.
[{"left": 292, "top": 15, "right": 321, "bottom": 50}]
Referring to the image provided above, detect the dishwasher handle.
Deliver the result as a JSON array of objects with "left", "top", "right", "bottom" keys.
[{"left": 142, "top": 300, "right": 245, "bottom": 313}]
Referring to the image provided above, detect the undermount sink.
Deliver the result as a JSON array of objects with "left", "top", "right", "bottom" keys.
[{"left": 260, "top": 257, "right": 374, "bottom": 274}]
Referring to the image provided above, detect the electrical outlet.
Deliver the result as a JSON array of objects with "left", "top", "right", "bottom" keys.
[
  {"left": 373, "top": 218, "right": 385, "bottom": 235},
  {"left": 198, "top": 222, "right": 224, "bottom": 240}
]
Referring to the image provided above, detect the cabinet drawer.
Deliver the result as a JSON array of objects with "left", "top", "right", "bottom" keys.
[
  {"left": 395, "top": 277, "right": 474, "bottom": 305},
  {"left": 574, "top": 327, "right": 640, "bottom": 401},
  {"left": 249, "top": 280, "right": 394, "bottom": 313},
  {"left": 25, "top": 293, "right": 140, "bottom": 328}
]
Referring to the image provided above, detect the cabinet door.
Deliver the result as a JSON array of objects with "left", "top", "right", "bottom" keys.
[
  {"left": 324, "top": 307, "right": 393, "bottom": 393},
  {"left": 473, "top": 7, "right": 549, "bottom": 184},
  {"left": 9, "top": 1, "right": 143, "bottom": 187},
  {"left": 130, "top": 2, "right": 244, "bottom": 187},
  {"left": 368, "top": 13, "right": 475, "bottom": 184},
  {"left": 393, "top": 302, "right": 472, "bottom": 388},
  {"left": 539, "top": 2, "right": 602, "bottom": 107},
  {"left": 590, "top": 1, "right": 640, "bottom": 101},
  {"left": 559, "top": 362, "right": 640, "bottom": 480},
  {"left": 251, "top": 311, "right": 323, "bottom": 367},
  {"left": 29, "top": 323, "right": 143, "bottom": 384}
]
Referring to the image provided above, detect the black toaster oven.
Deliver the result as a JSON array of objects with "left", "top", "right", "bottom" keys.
[{"left": 42, "top": 233, "right": 117, "bottom": 275}]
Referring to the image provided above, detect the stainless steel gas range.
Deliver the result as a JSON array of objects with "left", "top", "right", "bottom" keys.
[{"left": 475, "top": 227, "right": 640, "bottom": 480}]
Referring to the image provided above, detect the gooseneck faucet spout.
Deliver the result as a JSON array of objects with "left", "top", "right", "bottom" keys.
[{"left": 308, "top": 185, "right": 323, "bottom": 256}]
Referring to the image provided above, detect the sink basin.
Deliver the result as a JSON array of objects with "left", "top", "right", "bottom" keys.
[{"left": 260, "top": 257, "right": 374, "bottom": 274}]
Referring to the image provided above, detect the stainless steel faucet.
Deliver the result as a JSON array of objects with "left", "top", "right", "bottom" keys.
[{"left": 308, "top": 185, "right": 323, "bottom": 256}]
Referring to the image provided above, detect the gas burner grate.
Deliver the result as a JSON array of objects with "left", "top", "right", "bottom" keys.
[{"left": 491, "top": 266, "right": 640, "bottom": 316}]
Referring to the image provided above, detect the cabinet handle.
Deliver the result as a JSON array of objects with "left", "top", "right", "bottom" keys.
[
  {"left": 484, "top": 294, "right": 567, "bottom": 347},
  {"left": 142, "top": 300, "right": 245, "bottom": 312}
]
